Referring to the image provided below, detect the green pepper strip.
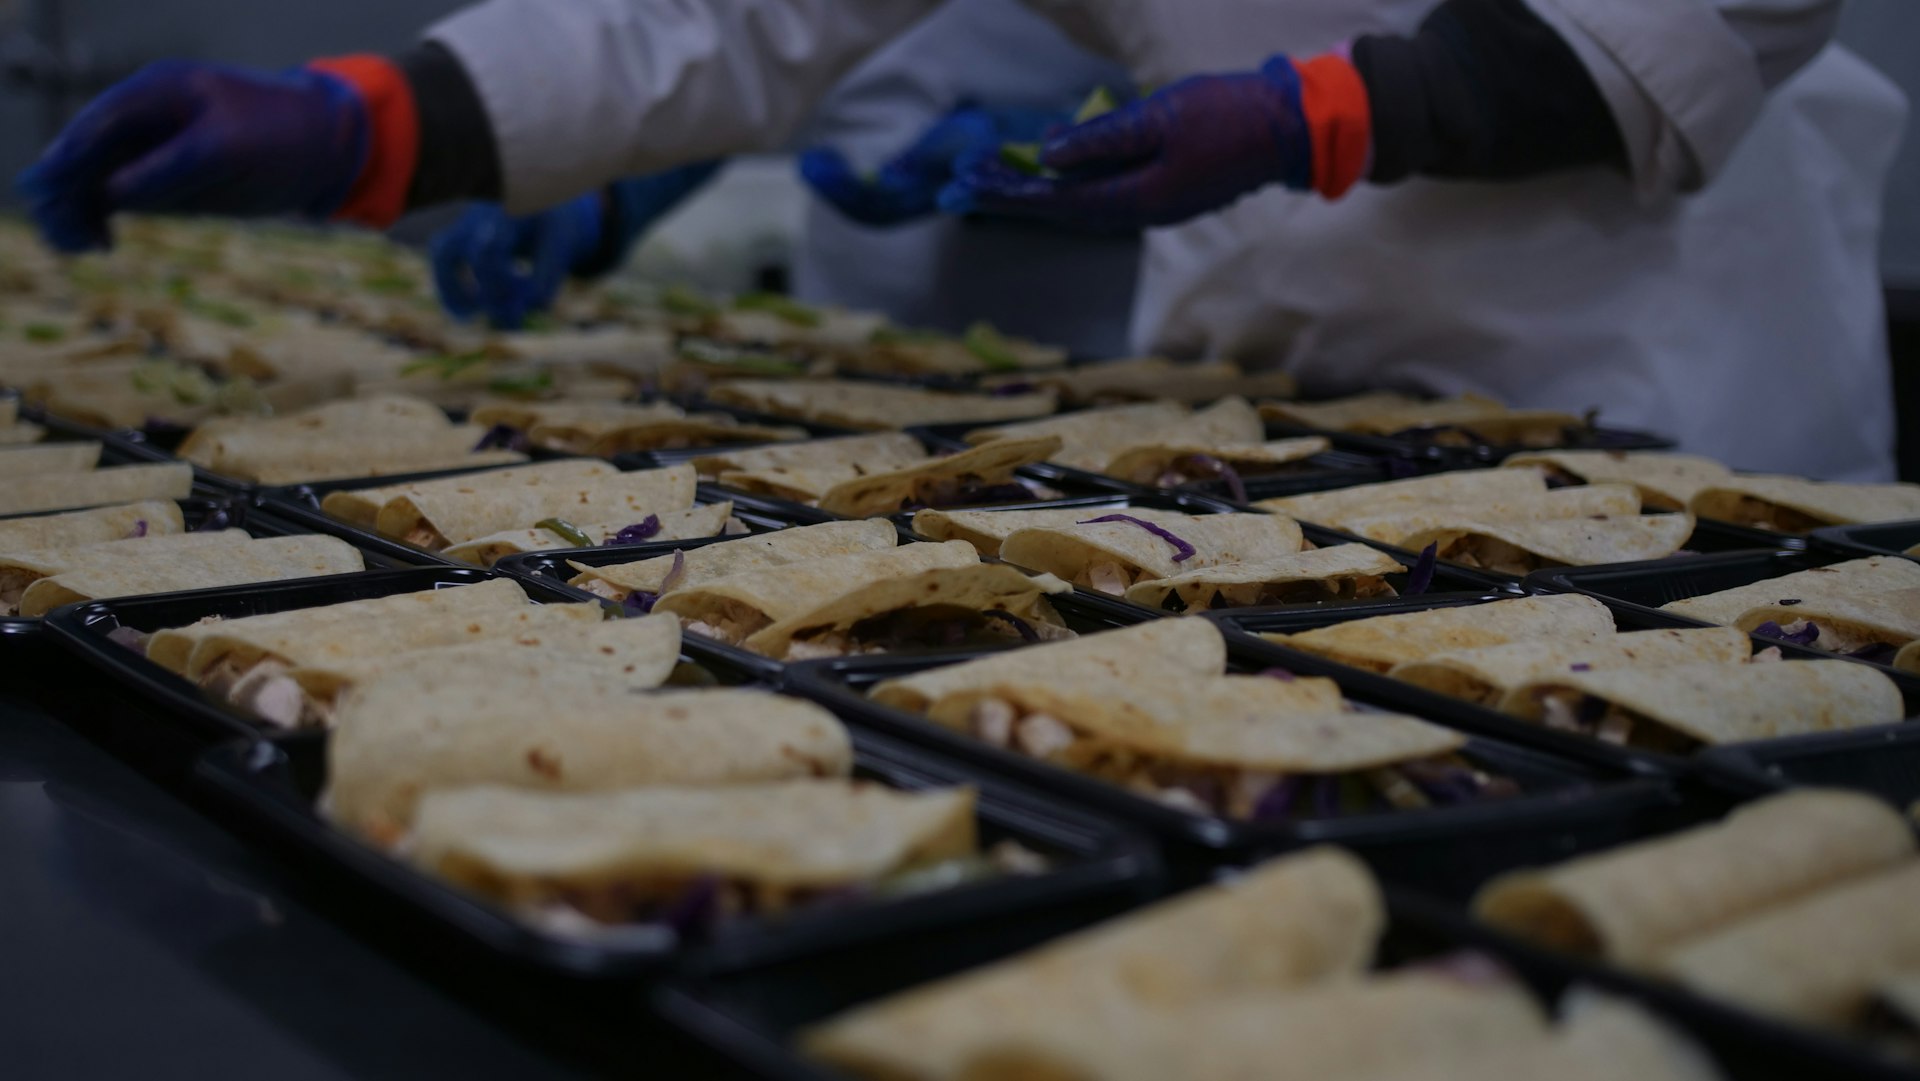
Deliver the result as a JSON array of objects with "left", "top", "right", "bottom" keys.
[{"left": 535, "top": 518, "right": 594, "bottom": 547}]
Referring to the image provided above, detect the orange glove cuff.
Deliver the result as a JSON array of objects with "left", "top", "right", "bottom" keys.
[
  {"left": 307, "top": 54, "right": 419, "bottom": 228},
  {"left": 1296, "top": 54, "right": 1372, "bottom": 200}
]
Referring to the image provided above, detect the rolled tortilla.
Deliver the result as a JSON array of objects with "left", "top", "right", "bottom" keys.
[
  {"left": 871, "top": 619, "right": 1227, "bottom": 715},
  {"left": 1498, "top": 659, "right": 1903, "bottom": 748},
  {"left": 1336, "top": 484, "right": 1642, "bottom": 544},
  {"left": 1660, "top": 556, "right": 1920, "bottom": 625},
  {"left": 19, "top": 534, "right": 364, "bottom": 616},
  {"left": 320, "top": 458, "right": 616, "bottom": 528},
  {"left": 734, "top": 562, "right": 1072, "bottom": 659},
  {"left": 654, "top": 539, "right": 981, "bottom": 641},
  {"left": 408, "top": 779, "right": 975, "bottom": 916},
  {"left": 0, "top": 441, "right": 100, "bottom": 476},
  {"left": 802, "top": 847, "right": 1387, "bottom": 1081},
  {"left": 1103, "top": 436, "right": 1329, "bottom": 486},
  {"left": 1123, "top": 544, "right": 1406, "bottom": 610},
  {"left": 1690, "top": 475, "right": 1920, "bottom": 532},
  {"left": 187, "top": 427, "right": 525, "bottom": 485},
  {"left": 1659, "top": 862, "right": 1920, "bottom": 1031},
  {"left": 971, "top": 397, "right": 1272, "bottom": 477},
  {"left": 2, "top": 529, "right": 253, "bottom": 611},
  {"left": 1733, "top": 590, "right": 1920, "bottom": 657},
  {"left": 1503, "top": 451, "right": 1734, "bottom": 511},
  {"left": 0, "top": 461, "right": 194, "bottom": 516},
  {"left": 0, "top": 500, "right": 185, "bottom": 550},
  {"left": 469, "top": 398, "right": 804, "bottom": 455},
  {"left": 372, "top": 463, "right": 697, "bottom": 549},
  {"left": 1256, "top": 468, "right": 1547, "bottom": 531},
  {"left": 567, "top": 520, "right": 899, "bottom": 599},
  {"left": 912, "top": 505, "right": 1191, "bottom": 558},
  {"left": 1265, "top": 594, "right": 1617, "bottom": 673},
  {"left": 708, "top": 378, "right": 1056, "bottom": 429},
  {"left": 1259, "top": 391, "right": 1506, "bottom": 432},
  {"left": 1389, "top": 627, "right": 1753, "bottom": 707},
  {"left": 440, "top": 502, "right": 734, "bottom": 567},
  {"left": 327, "top": 680, "right": 852, "bottom": 838},
  {"left": 692, "top": 432, "right": 927, "bottom": 480},
  {"left": 1474, "top": 789, "right": 1914, "bottom": 965},
  {"left": 1394, "top": 513, "right": 1695, "bottom": 573},
  {"left": 1000, "top": 513, "right": 1304, "bottom": 592}
]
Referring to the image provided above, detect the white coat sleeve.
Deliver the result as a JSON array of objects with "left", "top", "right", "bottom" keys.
[
  {"left": 1522, "top": 0, "right": 1842, "bottom": 196},
  {"left": 424, "top": 0, "right": 943, "bottom": 211}
]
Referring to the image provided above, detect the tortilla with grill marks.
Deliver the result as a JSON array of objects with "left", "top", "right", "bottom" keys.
[{"left": 1264, "top": 595, "right": 1616, "bottom": 673}]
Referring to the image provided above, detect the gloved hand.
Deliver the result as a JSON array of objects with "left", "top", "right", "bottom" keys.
[
  {"left": 800, "top": 103, "right": 1066, "bottom": 226},
  {"left": 430, "top": 162, "right": 720, "bottom": 328},
  {"left": 15, "top": 60, "right": 373, "bottom": 253},
  {"left": 939, "top": 55, "right": 1370, "bottom": 231}
]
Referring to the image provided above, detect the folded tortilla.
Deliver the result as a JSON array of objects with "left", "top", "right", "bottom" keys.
[
  {"left": 1257, "top": 468, "right": 1547, "bottom": 530},
  {"left": 0, "top": 500, "right": 185, "bottom": 550},
  {"left": 1899, "top": 640, "right": 1920, "bottom": 675},
  {"left": 146, "top": 577, "right": 535, "bottom": 674},
  {"left": 1263, "top": 594, "right": 1617, "bottom": 673},
  {"left": 693, "top": 431, "right": 927, "bottom": 479},
  {"left": 370, "top": 463, "right": 697, "bottom": 550},
  {"left": 468, "top": 398, "right": 805, "bottom": 455},
  {"left": 567, "top": 520, "right": 899, "bottom": 600},
  {"left": 711, "top": 435, "right": 1060, "bottom": 516},
  {"left": 654, "top": 537, "right": 979, "bottom": 629},
  {"left": 487, "top": 326, "right": 677, "bottom": 373},
  {"left": 320, "top": 458, "right": 617, "bottom": 528},
  {"left": 2, "top": 528, "right": 252, "bottom": 610},
  {"left": 1123, "top": 544, "right": 1406, "bottom": 610},
  {"left": 0, "top": 420, "right": 45, "bottom": 445},
  {"left": 1395, "top": 512, "right": 1695, "bottom": 573},
  {"left": 1104, "top": 437, "right": 1330, "bottom": 487},
  {"left": 1261, "top": 392, "right": 1582, "bottom": 445},
  {"left": 1336, "top": 484, "right": 1643, "bottom": 545},
  {"left": 912, "top": 505, "right": 1193, "bottom": 558},
  {"left": 1733, "top": 589, "right": 1920, "bottom": 657},
  {"left": 1503, "top": 451, "right": 1734, "bottom": 511},
  {"left": 408, "top": 779, "right": 975, "bottom": 917},
  {"left": 185, "top": 425, "right": 525, "bottom": 485},
  {"left": 1000, "top": 513, "right": 1304, "bottom": 594},
  {"left": 857, "top": 328, "right": 1066, "bottom": 376},
  {"left": 328, "top": 680, "right": 852, "bottom": 839},
  {"left": 968, "top": 397, "right": 1277, "bottom": 478},
  {"left": 1475, "top": 789, "right": 1915, "bottom": 965},
  {"left": 963, "top": 400, "right": 1188, "bottom": 455},
  {"left": 986, "top": 357, "right": 1299, "bottom": 406},
  {"left": 0, "top": 441, "right": 100, "bottom": 476},
  {"left": 708, "top": 378, "right": 1056, "bottom": 429},
  {"left": 0, "top": 461, "right": 194, "bottom": 516},
  {"left": 870, "top": 618, "right": 1226, "bottom": 715},
  {"left": 1351, "top": 995, "right": 1725, "bottom": 1081},
  {"left": 1389, "top": 627, "right": 1752, "bottom": 707},
  {"left": 19, "top": 534, "right": 363, "bottom": 616},
  {"left": 802, "top": 847, "right": 1386, "bottom": 1081},
  {"left": 1661, "top": 556, "right": 1920, "bottom": 625},
  {"left": 1659, "top": 861, "right": 1920, "bottom": 1031},
  {"left": 439, "top": 502, "right": 734, "bottom": 567},
  {"left": 1689, "top": 475, "right": 1920, "bottom": 532}
]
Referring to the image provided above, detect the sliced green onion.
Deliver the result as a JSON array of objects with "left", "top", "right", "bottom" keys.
[
  {"left": 962, "top": 322, "right": 1024, "bottom": 371},
  {"left": 534, "top": 518, "right": 594, "bottom": 547}
]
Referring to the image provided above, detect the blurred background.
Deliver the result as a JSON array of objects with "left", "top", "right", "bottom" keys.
[{"left": 2, "top": 0, "right": 1916, "bottom": 472}]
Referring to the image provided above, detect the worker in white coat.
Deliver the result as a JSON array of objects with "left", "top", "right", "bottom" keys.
[{"left": 15, "top": 0, "right": 1904, "bottom": 479}]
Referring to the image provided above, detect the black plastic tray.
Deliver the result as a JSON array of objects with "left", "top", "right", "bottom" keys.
[
  {"left": 1526, "top": 547, "right": 1920, "bottom": 696},
  {"left": 495, "top": 537, "right": 1161, "bottom": 685},
  {"left": 1811, "top": 519, "right": 1920, "bottom": 563},
  {"left": 1696, "top": 722, "right": 1920, "bottom": 806},
  {"left": 784, "top": 636, "right": 1674, "bottom": 873},
  {"left": 193, "top": 717, "right": 1158, "bottom": 981},
  {"left": 1263, "top": 417, "right": 1677, "bottom": 467},
  {"left": 1213, "top": 591, "right": 1920, "bottom": 779},
  {"left": 256, "top": 462, "right": 788, "bottom": 568}
]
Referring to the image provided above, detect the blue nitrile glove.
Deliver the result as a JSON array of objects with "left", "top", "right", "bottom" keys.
[
  {"left": 15, "top": 60, "right": 371, "bottom": 253},
  {"left": 430, "top": 161, "right": 720, "bottom": 328},
  {"left": 939, "top": 55, "right": 1371, "bottom": 231},
  {"left": 800, "top": 104, "right": 1067, "bottom": 226}
]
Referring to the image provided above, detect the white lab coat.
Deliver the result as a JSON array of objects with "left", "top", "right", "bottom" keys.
[{"left": 429, "top": 0, "right": 1906, "bottom": 479}]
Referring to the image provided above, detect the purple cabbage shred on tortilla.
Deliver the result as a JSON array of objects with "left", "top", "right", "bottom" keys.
[
  {"left": 1404, "top": 542, "right": 1438, "bottom": 596},
  {"left": 128, "top": 519, "right": 148, "bottom": 538},
  {"left": 621, "top": 590, "right": 658, "bottom": 615},
  {"left": 1189, "top": 454, "right": 1248, "bottom": 503},
  {"left": 472, "top": 423, "right": 529, "bottom": 453},
  {"left": 193, "top": 507, "right": 232, "bottom": 532},
  {"left": 659, "top": 549, "right": 688, "bottom": 593},
  {"left": 1258, "top": 666, "right": 1298, "bottom": 682},
  {"left": 1251, "top": 776, "right": 1302, "bottom": 820},
  {"left": 1752, "top": 620, "right": 1819, "bottom": 647},
  {"left": 981, "top": 609, "right": 1039, "bottom": 642},
  {"left": 658, "top": 874, "right": 722, "bottom": 938},
  {"left": 610, "top": 515, "right": 662, "bottom": 544},
  {"left": 1569, "top": 662, "right": 1592, "bottom": 672},
  {"left": 1075, "top": 513, "right": 1196, "bottom": 562}
]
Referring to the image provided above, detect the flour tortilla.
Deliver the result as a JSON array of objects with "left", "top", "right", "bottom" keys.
[
  {"left": 2, "top": 527, "right": 251, "bottom": 593},
  {"left": 1258, "top": 391, "right": 1475, "bottom": 430},
  {"left": 1660, "top": 556, "right": 1920, "bottom": 625},
  {"left": 0, "top": 500, "right": 184, "bottom": 550},
  {"left": 0, "top": 461, "right": 194, "bottom": 515},
  {"left": 692, "top": 432, "right": 928, "bottom": 479},
  {"left": 1656, "top": 861, "right": 1920, "bottom": 1031},
  {"left": 568, "top": 520, "right": 899, "bottom": 597},
  {"left": 1390, "top": 627, "right": 1752, "bottom": 707},
  {"left": 961, "top": 400, "right": 1188, "bottom": 456},
  {"left": 1265, "top": 594, "right": 1616, "bottom": 673},
  {"left": 1335, "top": 484, "right": 1641, "bottom": 545},
  {"left": 408, "top": 780, "right": 976, "bottom": 909},
  {"left": 177, "top": 394, "right": 452, "bottom": 455},
  {"left": 327, "top": 681, "right": 852, "bottom": 837},
  {"left": 1690, "top": 475, "right": 1920, "bottom": 531},
  {"left": 372, "top": 463, "right": 697, "bottom": 548},
  {"left": 185, "top": 425, "right": 524, "bottom": 484},
  {"left": 1734, "top": 590, "right": 1920, "bottom": 655},
  {"left": 1000, "top": 513, "right": 1304, "bottom": 583},
  {"left": 1395, "top": 512, "right": 1695, "bottom": 571},
  {"left": 1475, "top": 789, "right": 1914, "bottom": 965},
  {"left": 1123, "top": 544, "right": 1406, "bottom": 610},
  {"left": 1899, "top": 640, "right": 1920, "bottom": 675},
  {"left": 1504, "top": 451, "right": 1734, "bottom": 511},
  {"left": 19, "top": 534, "right": 364, "bottom": 616},
  {"left": 813, "top": 437, "right": 1060, "bottom": 518},
  {"left": 974, "top": 396, "right": 1272, "bottom": 475},
  {"left": 729, "top": 562, "right": 1071, "bottom": 659},
  {"left": 146, "top": 577, "right": 533, "bottom": 674},
  {"left": 320, "top": 458, "right": 617, "bottom": 528},
  {"left": 871, "top": 619, "right": 1227, "bottom": 715},
  {"left": 912, "top": 506, "right": 1193, "bottom": 558},
  {"left": 1350, "top": 995, "right": 1724, "bottom": 1081},
  {"left": 988, "top": 357, "right": 1298, "bottom": 405},
  {"left": 0, "top": 441, "right": 100, "bottom": 476},
  {"left": 0, "top": 420, "right": 45, "bottom": 445},
  {"left": 656, "top": 539, "right": 980, "bottom": 632},
  {"left": 468, "top": 398, "right": 803, "bottom": 455},
  {"left": 440, "top": 502, "right": 734, "bottom": 567},
  {"left": 708, "top": 379, "right": 1056, "bottom": 429},
  {"left": 1105, "top": 437, "right": 1330, "bottom": 486},
  {"left": 1500, "top": 659, "right": 1903, "bottom": 747},
  {"left": 802, "top": 847, "right": 1386, "bottom": 1081},
  {"left": 1257, "top": 468, "right": 1547, "bottom": 530}
]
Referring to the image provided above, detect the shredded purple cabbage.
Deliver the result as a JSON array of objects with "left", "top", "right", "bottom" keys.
[
  {"left": 609, "top": 515, "right": 662, "bottom": 545},
  {"left": 1188, "top": 454, "right": 1248, "bottom": 503},
  {"left": 621, "top": 590, "right": 658, "bottom": 615},
  {"left": 1251, "top": 776, "right": 1302, "bottom": 820},
  {"left": 193, "top": 508, "right": 232, "bottom": 532},
  {"left": 1570, "top": 662, "right": 1592, "bottom": 672},
  {"left": 128, "top": 519, "right": 148, "bottom": 538},
  {"left": 989, "top": 381, "right": 1037, "bottom": 397},
  {"left": 981, "top": 609, "right": 1039, "bottom": 642},
  {"left": 659, "top": 549, "right": 688, "bottom": 593},
  {"left": 1753, "top": 620, "right": 1820, "bottom": 647},
  {"left": 472, "top": 423, "right": 529, "bottom": 452},
  {"left": 1075, "top": 514, "right": 1195, "bottom": 562},
  {"left": 1258, "top": 667, "right": 1298, "bottom": 682},
  {"left": 659, "top": 875, "right": 721, "bottom": 938},
  {"left": 1404, "top": 542, "right": 1438, "bottom": 596}
]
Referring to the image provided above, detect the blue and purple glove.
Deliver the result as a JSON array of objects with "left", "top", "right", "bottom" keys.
[
  {"left": 430, "top": 162, "right": 719, "bottom": 328},
  {"left": 800, "top": 104, "right": 1067, "bottom": 226},
  {"left": 16, "top": 56, "right": 417, "bottom": 253},
  {"left": 940, "top": 55, "right": 1371, "bottom": 231}
]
